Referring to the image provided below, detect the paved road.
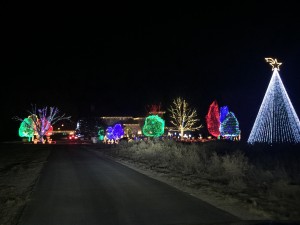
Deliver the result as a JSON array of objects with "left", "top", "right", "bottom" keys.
[{"left": 18, "top": 145, "right": 239, "bottom": 225}]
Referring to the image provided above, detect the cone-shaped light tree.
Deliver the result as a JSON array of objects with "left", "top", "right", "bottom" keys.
[
  {"left": 248, "top": 58, "right": 300, "bottom": 144},
  {"left": 168, "top": 97, "right": 202, "bottom": 139},
  {"left": 206, "top": 100, "right": 220, "bottom": 138}
]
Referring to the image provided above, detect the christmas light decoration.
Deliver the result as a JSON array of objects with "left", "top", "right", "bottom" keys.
[
  {"left": 220, "top": 106, "right": 229, "bottom": 123},
  {"left": 168, "top": 97, "right": 202, "bottom": 139},
  {"left": 248, "top": 59, "right": 300, "bottom": 144},
  {"left": 45, "top": 125, "right": 53, "bottom": 136},
  {"left": 18, "top": 117, "right": 34, "bottom": 141},
  {"left": 106, "top": 126, "right": 114, "bottom": 140},
  {"left": 112, "top": 124, "right": 124, "bottom": 139},
  {"left": 142, "top": 115, "right": 165, "bottom": 137},
  {"left": 98, "top": 127, "right": 105, "bottom": 141},
  {"left": 146, "top": 103, "right": 166, "bottom": 116},
  {"left": 265, "top": 58, "right": 282, "bottom": 71},
  {"left": 105, "top": 124, "right": 124, "bottom": 140},
  {"left": 124, "top": 126, "right": 133, "bottom": 137},
  {"left": 220, "top": 112, "right": 241, "bottom": 138},
  {"left": 14, "top": 105, "right": 70, "bottom": 143},
  {"left": 206, "top": 100, "right": 220, "bottom": 137}
]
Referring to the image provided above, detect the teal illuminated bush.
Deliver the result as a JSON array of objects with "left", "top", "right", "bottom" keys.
[{"left": 19, "top": 117, "right": 35, "bottom": 141}]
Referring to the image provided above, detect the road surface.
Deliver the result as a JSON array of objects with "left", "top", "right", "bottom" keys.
[{"left": 18, "top": 145, "right": 239, "bottom": 225}]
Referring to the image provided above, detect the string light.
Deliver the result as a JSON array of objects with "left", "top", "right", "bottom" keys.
[
  {"left": 206, "top": 100, "right": 220, "bottom": 138},
  {"left": 220, "top": 106, "right": 229, "bottom": 123},
  {"left": 98, "top": 127, "right": 105, "bottom": 141},
  {"left": 18, "top": 118, "right": 34, "bottom": 141},
  {"left": 106, "top": 126, "right": 114, "bottom": 140},
  {"left": 105, "top": 124, "right": 124, "bottom": 140},
  {"left": 112, "top": 124, "right": 124, "bottom": 139},
  {"left": 142, "top": 115, "right": 165, "bottom": 137},
  {"left": 220, "top": 112, "right": 241, "bottom": 138},
  {"left": 168, "top": 97, "right": 202, "bottom": 138},
  {"left": 265, "top": 58, "right": 282, "bottom": 71},
  {"left": 248, "top": 59, "right": 300, "bottom": 144}
]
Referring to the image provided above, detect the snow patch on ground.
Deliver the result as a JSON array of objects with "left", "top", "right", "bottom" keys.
[{"left": 0, "top": 144, "right": 50, "bottom": 225}]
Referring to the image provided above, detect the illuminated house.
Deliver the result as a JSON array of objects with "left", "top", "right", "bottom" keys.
[{"left": 100, "top": 116, "right": 146, "bottom": 137}]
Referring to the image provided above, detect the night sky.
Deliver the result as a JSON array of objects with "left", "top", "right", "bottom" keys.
[{"left": 1, "top": 2, "right": 300, "bottom": 141}]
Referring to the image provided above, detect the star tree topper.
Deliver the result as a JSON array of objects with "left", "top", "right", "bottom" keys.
[{"left": 265, "top": 57, "right": 282, "bottom": 71}]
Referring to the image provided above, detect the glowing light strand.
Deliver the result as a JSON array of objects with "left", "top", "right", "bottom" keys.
[
  {"left": 220, "top": 106, "right": 229, "bottom": 123},
  {"left": 168, "top": 97, "right": 202, "bottom": 138},
  {"left": 112, "top": 124, "right": 124, "bottom": 139},
  {"left": 18, "top": 117, "right": 35, "bottom": 141},
  {"left": 105, "top": 124, "right": 124, "bottom": 140},
  {"left": 220, "top": 112, "right": 241, "bottom": 138},
  {"left": 142, "top": 115, "right": 165, "bottom": 137},
  {"left": 206, "top": 100, "right": 220, "bottom": 138},
  {"left": 248, "top": 66, "right": 300, "bottom": 144},
  {"left": 265, "top": 58, "right": 282, "bottom": 71}
]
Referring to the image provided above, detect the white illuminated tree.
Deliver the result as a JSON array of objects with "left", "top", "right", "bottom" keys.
[
  {"left": 168, "top": 97, "right": 202, "bottom": 139},
  {"left": 248, "top": 58, "right": 300, "bottom": 144}
]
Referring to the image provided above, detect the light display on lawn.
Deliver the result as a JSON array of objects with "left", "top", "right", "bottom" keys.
[
  {"left": 112, "top": 124, "right": 124, "bottom": 139},
  {"left": 106, "top": 126, "right": 114, "bottom": 140},
  {"left": 19, "top": 117, "right": 35, "bottom": 141},
  {"left": 98, "top": 127, "right": 105, "bottom": 141},
  {"left": 220, "top": 106, "right": 229, "bottom": 123},
  {"left": 45, "top": 124, "right": 53, "bottom": 136},
  {"left": 220, "top": 112, "right": 241, "bottom": 139},
  {"left": 14, "top": 105, "right": 71, "bottom": 143},
  {"left": 18, "top": 115, "right": 53, "bottom": 142},
  {"left": 168, "top": 97, "right": 202, "bottom": 139},
  {"left": 146, "top": 103, "right": 165, "bottom": 116},
  {"left": 248, "top": 58, "right": 300, "bottom": 144},
  {"left": 105, "top": 124, "right": 124, "bottom": 140},
  {"left": 142, "top": 115, "right": 165, "bottom": 137},
  {"left": 206, "top": 100, "right": 220, "bottom": 138},
  {"left": 204, "top": 102, "right": 240, "bottom": 140},
  {"left": 124, "top": 127, "right": 133, "bottom": 138}
]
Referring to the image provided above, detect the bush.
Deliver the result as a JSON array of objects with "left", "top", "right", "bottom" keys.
[{"left": 108, "top": 139, "right": 300, "bottom": 217}]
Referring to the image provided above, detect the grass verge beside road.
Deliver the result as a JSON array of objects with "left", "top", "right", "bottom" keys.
[
  {"left": 91, "top": 140, "right": 300, "bottom": 221},
  {"left": 0, "top": 144, "right": 51, "bottom": 225}
]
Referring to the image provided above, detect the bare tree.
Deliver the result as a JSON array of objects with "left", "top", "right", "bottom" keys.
[
  {"left": 168, "top": 97, "right": 202, "bottom": 139},
  {"left": 14, "top": 104, "right": 71, "bottom": 142}
]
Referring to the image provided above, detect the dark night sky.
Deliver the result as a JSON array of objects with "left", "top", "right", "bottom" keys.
[{"left": 1, "top": 2, "right": 300, "bottom": 141}]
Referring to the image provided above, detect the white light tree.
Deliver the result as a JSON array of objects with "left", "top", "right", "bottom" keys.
[
  {"left": 248, "top": 58, "right": 300, "bottom": 144},
  {"left": 168, "top": 97, "right": 202, "bottom": 139},
  {"left": 14, "top": 105, "right": 71, "bottom": 143}
]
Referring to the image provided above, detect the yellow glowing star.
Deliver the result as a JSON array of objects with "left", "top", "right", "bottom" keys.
[{"left": 265, "top": 58, "right": 282, "bottom": 71}]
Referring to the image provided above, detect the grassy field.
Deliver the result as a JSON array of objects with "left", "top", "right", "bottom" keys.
[
  {"left": 100, "top": 139, "right": 300, "bottom": 220},
  {"left": 0, "top": 143, "right": 51, "bottom": 225}
]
